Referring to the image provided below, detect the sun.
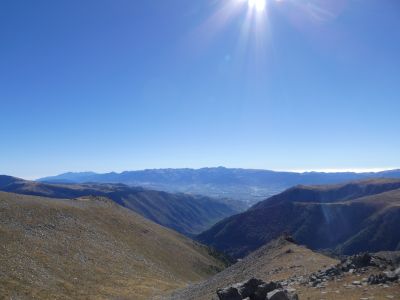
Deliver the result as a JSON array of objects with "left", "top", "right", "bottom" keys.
[{"left": 247, "top": 0, "right": 267, "bottom": 12}]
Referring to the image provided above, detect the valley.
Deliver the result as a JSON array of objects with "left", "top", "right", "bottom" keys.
[
  {"left": 38, "top": 168, "right": 400, "bottom": 205},
  {"left": 0, "top": 175, "right": 241, "bottom": 236},
  {"left": 1, "top": 175, "right": 400, "bottom": 299},
  {"left": 3, "top": 0, "right": 399, "bottom": 298}
]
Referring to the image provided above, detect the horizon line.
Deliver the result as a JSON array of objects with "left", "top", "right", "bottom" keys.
[{"left": 30, "top": 166, "right": 399, "bottom": 180}]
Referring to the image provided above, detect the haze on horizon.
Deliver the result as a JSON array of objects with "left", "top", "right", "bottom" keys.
[
  {"left": 1, "top": 0, "right": 399, "bottom": 179},
  {"left": 26, "top": 167, "right": 400, "bottom": 182}
]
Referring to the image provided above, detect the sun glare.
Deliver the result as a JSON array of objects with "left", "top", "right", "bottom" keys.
[{"left": 248, "top": 0, "right": 266, "bottom": 12}]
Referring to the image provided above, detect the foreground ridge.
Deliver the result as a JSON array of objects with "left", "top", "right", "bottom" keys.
[{"left": 165, "top": 237, "right": 400, "bottom": 300}]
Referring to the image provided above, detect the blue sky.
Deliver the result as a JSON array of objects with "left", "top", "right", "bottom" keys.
[{"left": 1, "top": 0, "right": 399, "bottom": 179}]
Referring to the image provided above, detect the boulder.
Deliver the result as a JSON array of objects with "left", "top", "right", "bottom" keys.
[
  {"left": 267, "top": 289, "right": 298, "bottom": 300},
  {"left": 267, "top": 289, "right": 289, "bottom": 300},
  {"left": 368, "top": 274, "right": 386, "bottom": 285},
  {"left": 253, "top": 282, "right": 282, "bottom": 300},
  {"left": 216, "top": 279, "right": 297, "bottom": 300},
  {"left": 339, "top": 253, "right": 372, "bottom": 271},
  {"left": 353, "top": 253, "right": 372, "bottom": 268},
  {"left": 217, "top": 286, "right": 242, "bottom": 300},
  {"left": 236, "top": 278, "right": 264, "bottom": 298},
  {"left": 368, "top": 271, "right": 399, "bottom": 285},
  {"left": 290, "top": 294, "right": 299, "bottom": 300},
  {"left": 383, "top": 271, "right": 398, "bottom": 282}
]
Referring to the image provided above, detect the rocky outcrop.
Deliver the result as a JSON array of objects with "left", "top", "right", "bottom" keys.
[
  {"left": 368, "top": 272, "right": 398, "bottom": 285},
  {"left": 216, "top": 278, "right": 298, "bottom": 300},
  {"left": 304, "top": 253, "right": 400, "bottom": 288},
  {"left": 367, "top": 267, "right": 400, "bottom": 285}
]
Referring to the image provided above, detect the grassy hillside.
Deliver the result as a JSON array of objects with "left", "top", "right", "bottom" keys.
[
  {"left": 0, "top": 192, "right": 227, "bottom": 299},
  {"left": 197, "top": 179, "right": 400, "bottom": 258},
  {"left": 0, "top": 175, "right": 242, "bottom": 236}
]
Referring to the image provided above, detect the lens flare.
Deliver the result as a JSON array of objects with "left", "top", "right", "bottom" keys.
[
  {"left": 184, "top": 0, "right": 349, "bottom": 70},
  {"left": 248, "top": 0, "right": 266, "bottom": 12}
]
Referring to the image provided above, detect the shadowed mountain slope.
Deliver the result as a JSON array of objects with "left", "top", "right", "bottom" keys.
[
  {"left": 0, "top": 192, "right": 227, "bottom": 299},
  {"left": 197, "top": 179, "right": 400, "bottom": 258},
  {"left": 0, "top": 175, "right": 241, "bottom": 236}
]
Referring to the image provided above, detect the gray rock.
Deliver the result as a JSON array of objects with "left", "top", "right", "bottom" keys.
[
  {"left": 383, "top": 271, "right": 398, "bottom": 282},
  {"left": 253, "top": 282, "right": 282, "bottom": 300},
  {"left": 368, "top": 271, "right": 399, "bottom": 285},
  {"left": 368, "top": 274, "right": 382, "bottom": 284},
  {"left": 236, "top": 278, "right": 264, "bottom": 298},
  {"left": 267, "top": 289, "right": 298, "bottom": 300},
  {"left": 267, "top": 289, "right": 289, "bottom": 300},
  {"left": 290, "top": 294, "right": 299, "bottom": 300},
  {"left": 217, "top": 287, "right": 241, "bottom": 300},
  {"left": 354, "top": 253, "right": 373, "bottom": 268}
]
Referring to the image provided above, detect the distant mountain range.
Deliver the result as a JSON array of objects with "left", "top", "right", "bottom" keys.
[
  {"left": 38, "top": 167, "right": 400, "bottom": 204},
  {"left": 0, "top": 191, "right": 226, "bottom": 299},
  {"left": 0, "top": 175, "right": 242, "bottom": 236},
  {"left": 197, "top": 178, "right": 400, "bottom": 258}
]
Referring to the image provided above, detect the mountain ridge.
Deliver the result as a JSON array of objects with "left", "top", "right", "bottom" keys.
[
  {"left": 197, "top": 178, "right": 400, "bottom": 258},
  {"left": 38, "top": 167, "right": 400, "bottom": 204},
  {"left": 0, "top": 175, "right": 241, "bottom": 236}
]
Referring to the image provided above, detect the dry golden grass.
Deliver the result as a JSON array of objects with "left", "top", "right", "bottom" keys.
[{"left": 0, "top": 192, "right": 226, "bottom": 300}]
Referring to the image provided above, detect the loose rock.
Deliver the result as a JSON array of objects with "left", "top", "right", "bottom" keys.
[
  {"left": 267, "top": 289, "right": 295, "bottom": 300},
  {"left": 216, "top": 279, "right": 297, "bottom": 300},
  {"left": 217, "top": 286, "right": 241, "bottom": 300}
]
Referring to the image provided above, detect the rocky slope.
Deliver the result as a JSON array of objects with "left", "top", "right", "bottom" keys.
[
  {"left": 197, "top": 179, "right": 400, "bottom": 258},
  {"left": 164, "top": 237, "right": 338, "bottom": 300},
  {"left": 0, "top": 191, "right": 227, "bottom": 299},
  {"left": 165, "top": 237, "right": 400, "bottom": 300},
  {"left": 0, "top": 175, "right": 242, "bottom": 236}
]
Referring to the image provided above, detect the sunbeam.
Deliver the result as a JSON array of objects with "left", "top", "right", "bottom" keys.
[
  {"left": 183, "top": 0, "right": 350, "bottom": 76},
  {"left": 248, "top": 0, "right": 267, "bottom": 12}
]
